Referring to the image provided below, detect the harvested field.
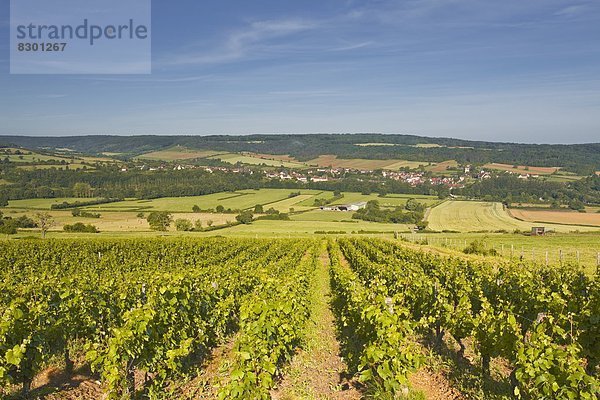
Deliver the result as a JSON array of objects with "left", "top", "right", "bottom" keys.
[{"left": 510, "top": 209, "right": 600, "bottom": 227}]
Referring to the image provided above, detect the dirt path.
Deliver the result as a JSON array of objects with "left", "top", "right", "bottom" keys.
[
  {"left": 409, "top": 368, "right": 465, "bottom": 400},
  {"left": 272, "top": 248, "right": 362, "bottom": 400},
  {"left": 169, "top": 335, "right": 238, "bottom": 399}
]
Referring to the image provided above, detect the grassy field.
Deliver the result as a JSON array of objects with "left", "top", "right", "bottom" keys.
[
  {"left": 400, "top": 232, "right": 600, "bottom": 274},
  {"left": 265, "top": 195, "right": 316, "bottom": 212},
  {"left": 80, "top": 189, "right": 322, "bottom": 213},
  {"left": 543, "top": 173, "right": 585, "bottom": 182},
  {"left": 329, "top": 192, "right": 440, "bottom": 207},
  {"left": 293, "top": 192, "right": 440, "bottom": 208},
  {"left": 5, "top": 197, "right": 103, "bottom": 209},
  {"left": 427, "top": 200, "right": 600, "bottom": 233},
  {"left": 138, "top": 146, "right": 224, "bottom": 161},
  {"left": 16, "top": 163, "right": 92, "bottom": 171},
  {"left": 0, "top": 148, "right": 72, "bottom": 163},
  {"left": 483, "top": 162, "right": 559, "bottom": 175},
  {"left": 217, "top": 218, "right": 410, "bottom": 237},
  {"left": 77, "top": 190, "right": 440, "bottom": 213},
  {"left": 509, "top": 209, "right": 600, "bottom": 227},
  {"left": 208, "top": 153, "right": 308, "bottom": 168}
]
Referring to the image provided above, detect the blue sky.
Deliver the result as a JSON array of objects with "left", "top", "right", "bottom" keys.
[{"left": 0, "top": 0, "right": 599, "bottom": 143}]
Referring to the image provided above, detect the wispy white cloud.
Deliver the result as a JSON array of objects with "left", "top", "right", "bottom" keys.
[
  {"left": 331, "top": 41, "right": 373, "bottom": 51},
  {"left": 37, "top": 94, "right": 67, "bottom": 99},
  {"left": 161, "top": 19, "right": 316, "bottom": 67},
  {"left": 554, "top": 4, "right": 588, "bottom": 17}
]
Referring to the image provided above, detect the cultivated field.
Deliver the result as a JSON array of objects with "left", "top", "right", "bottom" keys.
[
  {"left": 483, "top": 162, "right": 559, "bottom": 175},
  {"left": 3, "top": 237, "right": 597, "bottom": 399},
  {"left": 137, "top": 146, "right": 223, "bottom": 161},
  {"left": 2, "top": 209, "right": 236, "bottom": 234},
  {"left": 427, "top": 200, "right": 600, "bottom": 233},
  {"left": 80, "top": 189, "right": 322, "bottom": 213},
  {"left": 264, "top": 194, "right": 316, "bottom": 212},
  {"left": 306, "top": 155, "right": 427, "bottom": 170},
  {"left": 5, "top": 197, "right": 103, "bottom": 209},
  {"left": 208, "top": 153, "right": 308, "bottom": 168},
  {"left": 510, "top": 209, "right": 600, "bottom": 227}
]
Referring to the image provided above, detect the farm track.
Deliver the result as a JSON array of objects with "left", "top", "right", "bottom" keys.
[{"left": 272, "top": 247, "right": 362, "bottom": 400}]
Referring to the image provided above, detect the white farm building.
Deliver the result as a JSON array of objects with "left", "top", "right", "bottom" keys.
[{"left": 320, "top": 202, "right": 367, "bottom": 212}]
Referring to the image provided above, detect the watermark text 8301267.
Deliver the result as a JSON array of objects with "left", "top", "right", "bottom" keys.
[
  {"left": 17, "top": 43, "right": 67, "bottom": 52},
  {"left": 10, "top": 0, "right": 151, "bottom": 74}
]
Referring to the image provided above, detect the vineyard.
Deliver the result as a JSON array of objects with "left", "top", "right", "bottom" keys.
[{"left": 0, "top": 237, "right": 599, "bottom": 399}]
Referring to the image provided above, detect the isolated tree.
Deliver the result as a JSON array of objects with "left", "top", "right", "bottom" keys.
[
  {"left": 236, "top": 211, "right": 254, "bottom": 225},
  {"left": 146, "top": 211, "right": 173, "bottom": 231},
  {"left": 35, "top": 212, "right": 55, "bottom": 239},
  {"left": 194, "top": 219, "right": 203, "bottom": 231},
  {"left": 206, "top": 220, "right": 214, "bottom": 227},
  {"left": 216, "top": 205, "right": 225, "bottom": 213},
  {"left": 175, "top": 219, "right": 193, "bottom": 231},
  {"left": 253, "top": 204, "right": 264, "bottom": 213},
  {"left": 0, "top": 218, "right": 18, "bottom": 235},
  {"left": 192, "top": 204, "right": 201, "bottom": 213}
]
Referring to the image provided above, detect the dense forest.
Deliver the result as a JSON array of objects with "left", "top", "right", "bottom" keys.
[
  {"left": 456, "top": 175, "right": 600, "bottom": 206},
  {"left": 1, "top": 134, "right": 598, "bottom": 174}
]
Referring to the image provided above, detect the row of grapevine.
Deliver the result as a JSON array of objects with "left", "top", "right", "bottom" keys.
[
  {"left": 0, "top": 238, "right": 316, "bottom": 399},
  {"left": 218, "top": 242, "right": 319, "bottom": 399},
  {"left": 328, "top": 240, "right": 422, "bottom": 397},
  {"left": 338, "top": 238, "right": 599, "bottom": 399}
]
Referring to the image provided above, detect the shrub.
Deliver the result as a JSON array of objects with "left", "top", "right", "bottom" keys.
[
  {"left": 236, "top": 211, "right": 254, "bottom": 224},
  {"left": 175, "top": 219, "right": 193, "bottom": 231},
  {"left": 63, "top": 222, "right": 98, "bottom": 233},
  {"left": 463, "top": 239, "right": 497, "bottom": 256}
]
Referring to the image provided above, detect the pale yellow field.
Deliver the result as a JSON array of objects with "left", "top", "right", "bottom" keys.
[
  {"left": 483, "top": 163, "right": 559, "bottom": 175},
  {"left": 306, "top": 155, "right": 427, "bottom": 170},
  {"left": 426, "top": 160, "right": 459, "bottom": 172},
  {"left": 138, "top": 146, "right": 223, "bottom": 161},
  {"left": 6, "top": 210, "right": 236, "bottom": 233},
  {"left": 208, "top": 153, "right": 307, "bottom": 168},
  {"left": 510, "top": 209, "right": 600, "bottom": 227}
]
